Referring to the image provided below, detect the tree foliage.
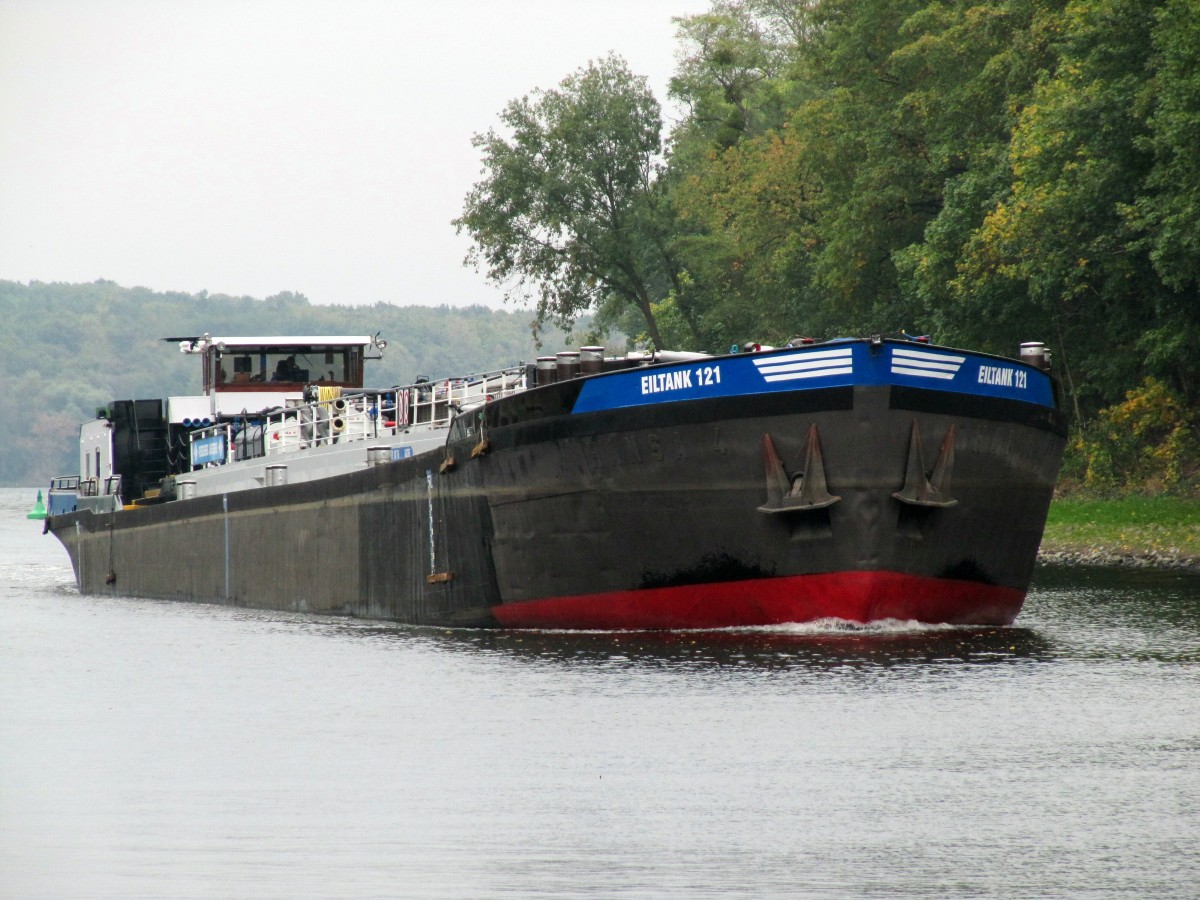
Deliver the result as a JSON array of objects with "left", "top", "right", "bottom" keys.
[{"left": 454, "top": 55, "right": 674, "bottom": 348}]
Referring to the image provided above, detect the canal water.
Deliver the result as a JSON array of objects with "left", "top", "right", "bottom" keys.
[{"left": 1, "top": 487, "right": 1197, "bottom": 898}]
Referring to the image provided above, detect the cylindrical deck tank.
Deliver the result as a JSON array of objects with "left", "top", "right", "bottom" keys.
[
  {"left": 556, "top": 351, "right": 581, "bottom": 380},
  {"left": 536, "top": 356, "right": 558, "bottom": 385},
  {"left": 1019, "top": 342, "right": 1049, "bottom": 371},
  {"left": 580, "top": 346, "right": 604, "bottom": 375}
]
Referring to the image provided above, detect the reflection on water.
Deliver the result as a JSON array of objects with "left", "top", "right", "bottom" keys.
[
  {"left": 1028, "top": 563, "right": 1200, "bottom": 663},
  {"left": 377, "top": 620, "right": 1057, "bottom": 673}
]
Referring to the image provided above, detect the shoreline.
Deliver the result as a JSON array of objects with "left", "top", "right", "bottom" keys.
[
  {"left": 1037, "top": 542, "right": 1200, "bottom": 571},
  {"left": 1039, "top": 496, "right": 1199, "bottom": 572}
]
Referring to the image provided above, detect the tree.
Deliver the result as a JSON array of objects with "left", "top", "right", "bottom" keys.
[
  {"left": 941, "top": 0, "right": 1165, "bottom": 417},
  {"left": 1122, "top": 0, "right": 1200, "bottom": 403},
  {"left": 669, "top": 0, "right": 798, "bottom": 150},
  {"left": 670, "top": 0, "right": 947, "bottom": 339},
  {"left": 890, "top": 0, "right": 1066, "bottom": 347},
  {"left": 454, "top": 55, "right": 674, "bottom": 348},
  {"left": 665, "top": 1, "right": 829, "bottom": 347},
  {"left": 672, "top": 126, "right": 824, "bottom": 345}
]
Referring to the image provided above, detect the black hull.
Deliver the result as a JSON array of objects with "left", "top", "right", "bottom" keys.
[{"left": 49, "top": 367, "right": 1066, "bottom": 628}]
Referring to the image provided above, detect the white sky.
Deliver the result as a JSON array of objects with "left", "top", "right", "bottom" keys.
[{"left": 0, "top": 0, "right": 710, "bottom": 307}]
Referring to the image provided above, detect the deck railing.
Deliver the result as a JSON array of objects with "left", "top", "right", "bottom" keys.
[{"left": 188, "top": 366, "right": 526, "bottom": 468}]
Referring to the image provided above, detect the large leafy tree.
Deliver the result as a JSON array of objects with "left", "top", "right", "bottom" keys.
[
  {"left": 669, "top": 0, "right": 798, "bottom": 151},
  {"left": 939, "top": 0, "right": 1165, "bottom": 416},
  {"left": 891, "top": 0, "right": 1067, "bottom": 346},
  {"left": 455, "top": 55, "right": 675, "bottom": 348},
  {"left": 1123, "top": 0, "right": 1200, "bottom": 403},
  {"left": 667, "top": 1, "right": 823, "bottom": 347},
  {"left": 671, "top": 0, "right": 947, "bottom": 339}
]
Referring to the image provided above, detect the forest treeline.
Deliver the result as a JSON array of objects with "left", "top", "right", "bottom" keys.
[
  {"left": 456, "top": 0, "right": 1200, "bottom": 494},
  {"left": 0, "top": 280, "right": 579, "bottom": 485}
]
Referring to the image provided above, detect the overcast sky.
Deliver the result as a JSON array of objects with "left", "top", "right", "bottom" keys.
[{"left": 0, "top": 0, "right": 710, "bottom": 308}]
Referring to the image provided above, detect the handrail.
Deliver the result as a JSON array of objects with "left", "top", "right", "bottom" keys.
[{"left": 187, "top": 366, "right": 527, "bottom": 468}]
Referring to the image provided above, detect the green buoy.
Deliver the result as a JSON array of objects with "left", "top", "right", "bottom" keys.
[{"left": 27, "top": 489, "right": 47, "bottom": 520}]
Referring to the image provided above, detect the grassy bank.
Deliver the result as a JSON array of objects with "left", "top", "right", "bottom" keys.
[{"left": 1040, "top": 496, "right": 1200, "bottom": 568}]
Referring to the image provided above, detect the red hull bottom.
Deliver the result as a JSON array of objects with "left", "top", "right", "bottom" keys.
[{"left": 490, "top": 571, "right": 1026, "bottom": 630}]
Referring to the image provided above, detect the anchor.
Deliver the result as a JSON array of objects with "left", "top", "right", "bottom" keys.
[
  {"left": 892, "top": 421, "right": 958, "bottom": 507},
  {"left": 758, "top": 425, "right": 841, "bottom": 514}
]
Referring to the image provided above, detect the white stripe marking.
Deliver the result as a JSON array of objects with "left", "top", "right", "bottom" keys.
[
  {"left": 892, "top": 348, "right": 966, "bottom": 364},
  {"left": 762, "top": 366, "right": 854, "bottom": 382},
  {"left": 753, "top": 349, "right": 851, "bottom": 367},
  {"left": 893, "top": 358, "right": 960, "bottom": 372},
  {"left": 892, "top": 366, "right": 956, "bottom": 380},
  {"left": 757, "top": 357, "right": 853, "bottom": 376},
  {"left": 891, "top": 346, "right": 964, "bottom": 380}
]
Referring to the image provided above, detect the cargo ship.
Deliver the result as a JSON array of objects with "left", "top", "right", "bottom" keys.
[{"left": 44, "top": 332, "right": 1066, "bottom": 628}]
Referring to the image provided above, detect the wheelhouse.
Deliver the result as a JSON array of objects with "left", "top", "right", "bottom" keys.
[{"left": 174, "top": 335, "right": 374, "bottom": 394}]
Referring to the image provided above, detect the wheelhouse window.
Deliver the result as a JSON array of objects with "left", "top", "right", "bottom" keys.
[{"left": 210, "top": 346, "right": 365, "bottom": 389}]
